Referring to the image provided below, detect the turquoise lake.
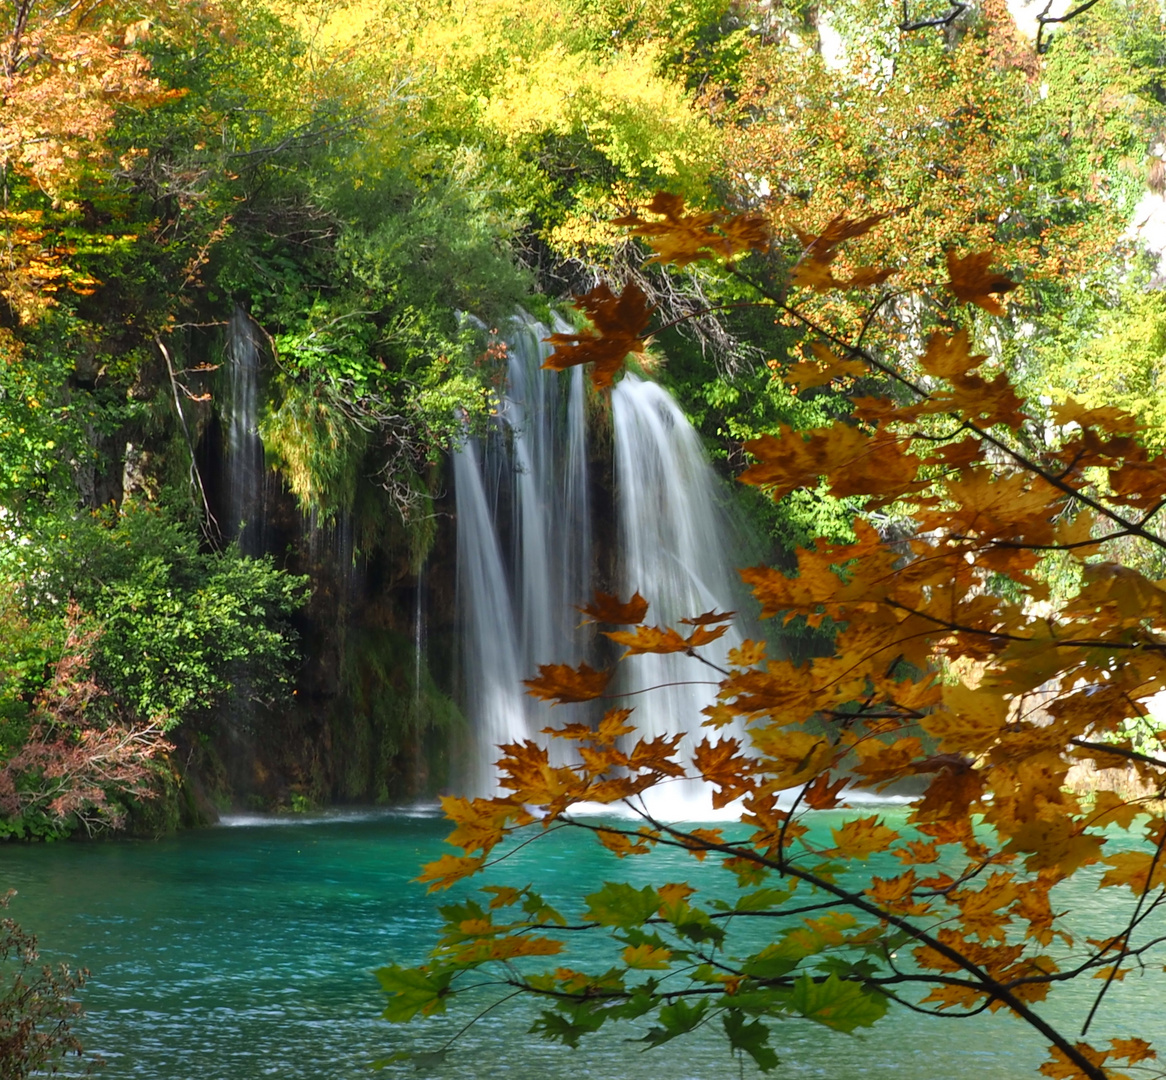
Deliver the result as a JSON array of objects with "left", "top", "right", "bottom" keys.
[{"left": 3, "top": 808, "right": 1160, "bottom": 1079}]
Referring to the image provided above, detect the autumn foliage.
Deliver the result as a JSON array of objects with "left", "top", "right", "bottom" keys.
[
  {"left": 380, "top": 199, "right": 1166, "bottom": 1078},
  {"left": 0, "top": 605, "right": 170, "bottom": 838}
]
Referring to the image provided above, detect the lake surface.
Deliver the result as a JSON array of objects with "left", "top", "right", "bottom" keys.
[{"left": 2, "top": 807, "right": 1159, "bottom": 1079}]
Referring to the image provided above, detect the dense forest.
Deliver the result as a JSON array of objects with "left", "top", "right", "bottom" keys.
[{"left": 0, "top": 0, "right": 1164, "bottom": 837}]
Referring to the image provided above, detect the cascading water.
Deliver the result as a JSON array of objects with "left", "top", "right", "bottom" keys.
[
  {"left": 224, "top": 308, "right": 267, "bottom": 555},
  {"left": 455, "top": 314, "right": 591, "bottom": 792},
  {"left": 612, "top": 374, "right": 749, "bottom": 811},
  {"left": 454, "top": 436, "right": 527, "bottom": 795},
  {"left": 455, "top": 316, "right": 751, "bottom": 807}
]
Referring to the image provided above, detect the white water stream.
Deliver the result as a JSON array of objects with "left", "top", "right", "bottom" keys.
[
  {"left": 455, "top": 318, "right": 750, "bottom": 805},
  {"left": 223, "top": 308, "right": 268, "bottom": 555}
]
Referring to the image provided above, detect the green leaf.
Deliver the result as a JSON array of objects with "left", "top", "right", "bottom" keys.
[
  {"left": 741, "top": 944, "right": 799, "bottom": 981},
  {"left": 660, "top": 900, "right": 725, "bottom": 946},
  {"left": 519, "top": 890, "right": 566, "bottom": 925},
  {"left": 375, "top": 965, "right": 451, "bottom": 1023},
  {"left": 530, "top": 1006, "right": 606, "bottom": 1047},
  {"left": 733, "top": 887, "right": 794, "bottom": 913},
  {"left": 788, "top": 974, "right": 887, "bottom": 1032},
  {"left": 642, "top": 998, "right": 709, "bottom": 1047},
  {"left": 723, "top": 1010, "right": 780, "bottom": 1072},
  {"left": 584, "top": 882, "right": 661, "bottom": 928}
]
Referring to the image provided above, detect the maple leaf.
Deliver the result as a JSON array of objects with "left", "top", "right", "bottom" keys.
[
  {"left": 604, "top": 624, "right": 691, "bottom": 656},
  {"left": 830, "top": 816, "right": 900, "bottom": 860},
  {"left": 792, "top": 212, "right": 890, "bottom": 262},
  {"left": 679, "top": 609, "right": 736, "bottom": 626},
  {"left": 543, "top": 282, "right": 654, "bottom": 389},
  {"left": 949, "top": 873, "right": 1019, "bottom": 942},
  {"left": 685, "top": 624, "right": 729, "bottom": 648},
  {"left": 1050, "top": 398, "right": 1141, "bottom": 436},
  {"left": 524, "top": 662, "right": 611, "bottom": 704},
  {"left": 740, "top": 422, "right": 919, "bottom": 503},
  {"left": 1110, "top": 1038, "right": 1156, "bottom": 1064},
  {"left": 783, "top": 344, "right": 868, "bottom": 390},
  {"left": 692, "top": 737, "right": 757, "bottom": 807},
  {"left": 614, "top": 191, "right": 770, "bottom": 266},
  {"left": 1099, "top": 851, "right": 1166, "bottom": 895},
  {"left": 440, "top": 794, "right": 512, "bottom": 855},
  {"left": 622, "top": 943, "right": 672, "bottom": 969},
  {"left": 791, "top": 258, "right": 895, "bottom": 293},
  {"left": 596, "top": 826, "right": 654, "bottom": 857},
  {"left": 945, "top": 249, "right": 1018, "bottom": 315},
  {"left": 627, "top": 733, "right": 687, "bottom": 777},
  {"left": 576, "top": 590, "right": 649, "bottom": 625},
  {"left": 416, "top": 853, "right": 486, "bottom": 893},
  {"left": 919, "top": 330, "right": 985, "bottom": 381},
  {"left": 595, "top": 708, "right": 638, "bottom": 744},
  {"left": 802, "top": 771, "right": 848, "bottom": 809},
  {"left": 1039, "top": 1043, "right": 1110, "bottom": 1080},
  {"left": 727, "top": 639, "right": 767, "bottom": 667}
]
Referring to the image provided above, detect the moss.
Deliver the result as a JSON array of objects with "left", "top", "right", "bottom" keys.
[{"left": 327, "top": 627, "right": 466, "bottom": 801}]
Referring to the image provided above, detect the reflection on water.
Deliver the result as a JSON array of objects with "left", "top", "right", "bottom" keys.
[{"left": 3, "top": 810, "right": 1159, "bottom": 1079}]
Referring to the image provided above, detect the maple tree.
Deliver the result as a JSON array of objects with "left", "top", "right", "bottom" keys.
[{"left": 380, "top": 195, "right": 1166, "bottom": 1080}]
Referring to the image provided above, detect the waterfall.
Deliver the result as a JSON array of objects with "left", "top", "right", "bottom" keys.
[
  {"left": 456, "top": 316, "right": 752, "bottom": 807},
  {"left": 454, "top": 314, "right": 592, "bottom": 793},
  {"left": 454, "top": 437, "right": 527, "bottom": 795},
  {"left": 612, "top": 374, "right": 748, "bottom": 812},
  {"left": 224, "top": 308, "right": 267, "bottom": 555},
  {"left": 413, "top": 560, "right": 427, "bottom": 715}
]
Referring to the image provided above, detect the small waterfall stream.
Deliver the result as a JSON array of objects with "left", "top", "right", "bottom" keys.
[
  {"left": 456, "top": 317, "right": 750, "bottom": 805},
  {"left": 224, "top": 308, "right": 267, "bottom": 555}
]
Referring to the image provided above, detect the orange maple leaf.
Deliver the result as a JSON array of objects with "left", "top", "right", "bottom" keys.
[
  {"left": 1038, "top": 1043, "right": 1110, "bottom": 1080},
  {"left": 415, "top": 853, "right": 486, "bottom": 892},
  {"left": 802, "top": 771, "right": 849, "bottom": 809},
  {"left": 543, "top": 282, "right": 654, "bottom": 389},
  {"left": 576, "top": 590, "right": 649, "bottom": 625},
  {"left": 692, "top": 737, "right": 757, "bottom": 807},
  {"left": 792, "top": 211, "right": 891, "bottom": 262},
  {"left": 1099, "top": 850, "right": 1166, "bottom": 894},
  {"left": 1110, "top": 1038, "right": 1156, "bottom": 1064},
  {"left": 783, "top": 344, "right": 868, "bottom": 390},
  {"left": 679, "top": 609, "right": 736, "bottom": 626},
  {"left": 919, "top": 330, "right": 985, "bottom": 380},
  {"left": 604, "top": 624, "right": 691, "bottom": 656},
  {"left": 614, "top": 191, "right": 770, "bottom": 266},
  {"left": 596, "top": 826, "right": 655, "bottom": 857},
  {"left": 524, "top": 662, "right": 611, "bottom": 704},
  {"left": 685, "top": 623, "right": 729, "bottom": 648},
  {"left": 945, "top": 249, "right": 1018, "bottom": 315}
]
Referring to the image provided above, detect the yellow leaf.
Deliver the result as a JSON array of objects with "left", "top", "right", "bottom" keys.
[
  {"left": 416, "top": 853, "right": 486, "bottom": 893},
  {"left": 1100, "top": 851, "right": 1166, "bottom": 894},
  {"left": 622, "top": 943, "right": 672, "bottom": 969},
  {"left": 830, "top": 816, "right": 900, "bottom": 860},
  {"left": 1110, "top": 1038, "right": 1156, "bottom": 1063},
  {"left": 727, "top": 639, "right": 767, "bottom": 667}
]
